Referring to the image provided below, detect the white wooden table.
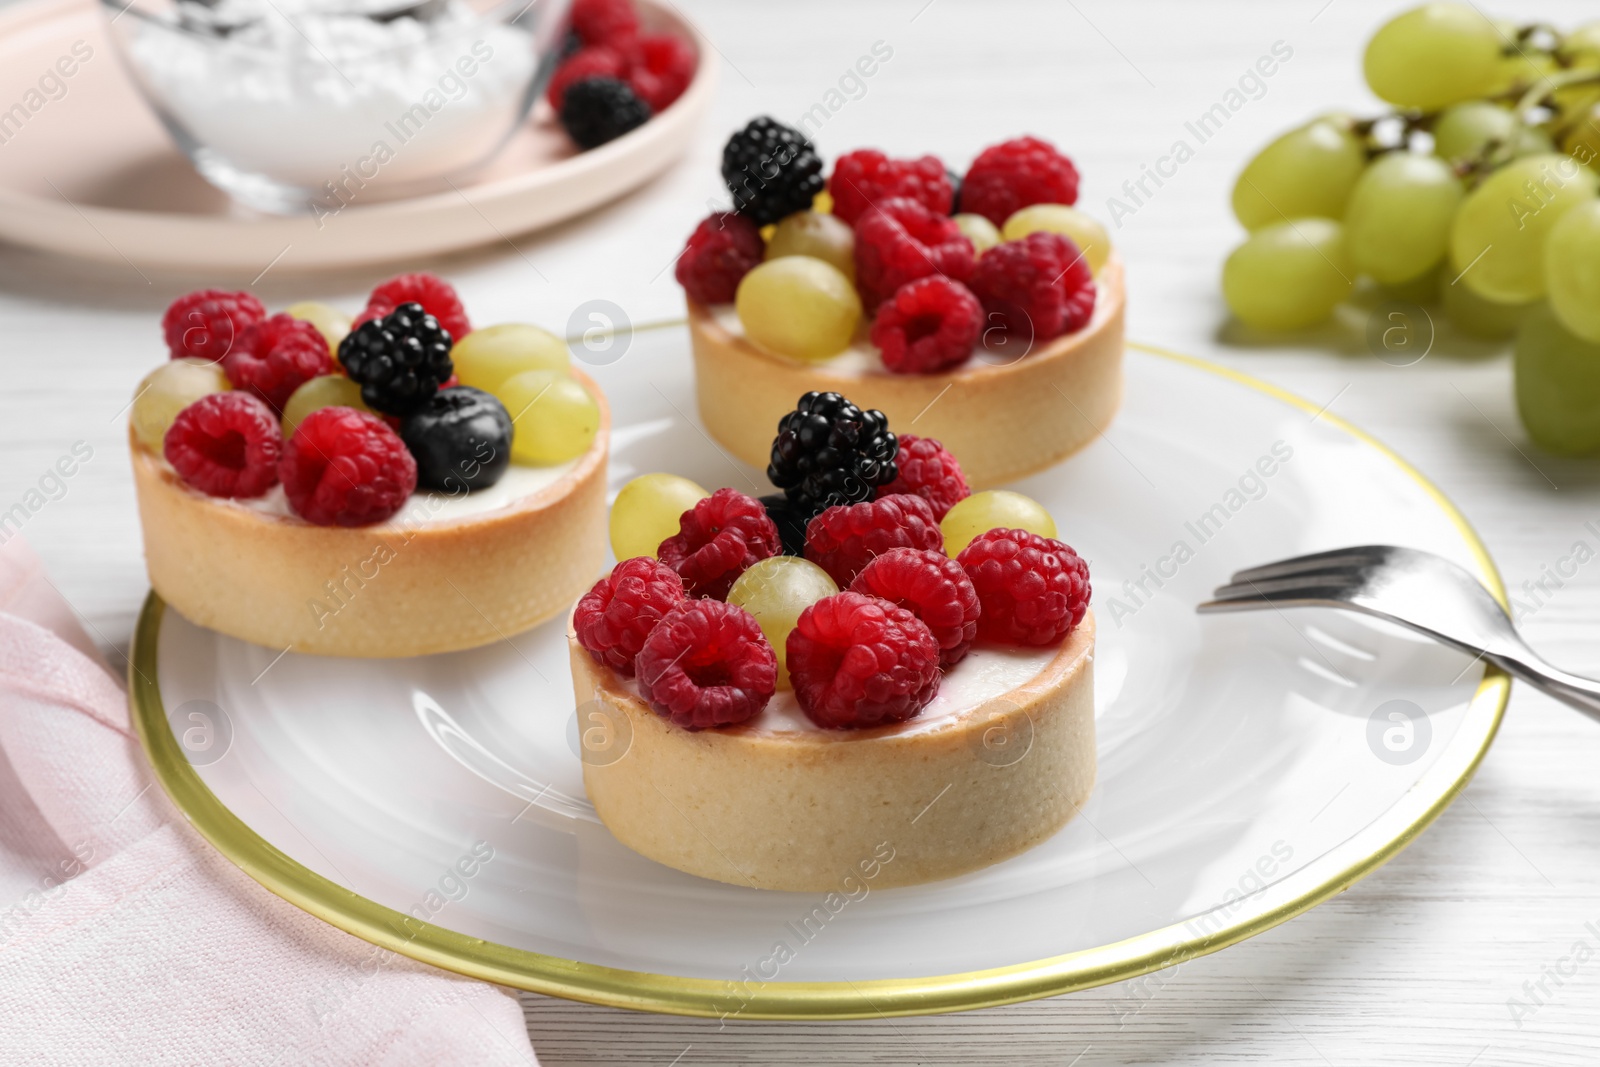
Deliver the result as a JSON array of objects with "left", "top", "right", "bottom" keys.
[{"left": 7, "top": 0, "right": 1600, "bottom": 1062}]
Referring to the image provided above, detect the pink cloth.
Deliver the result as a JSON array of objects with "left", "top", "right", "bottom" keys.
[{"left": 0, "top": 538, "right": 539, "bottom": 1067}]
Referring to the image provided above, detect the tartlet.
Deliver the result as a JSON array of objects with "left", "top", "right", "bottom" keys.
[
  {"left": 689, "top": 256, "right": 1125, "bottom": 488},
  {"left": 675, "top": 120, "right": 1125, "bottom": 488},
  {"left": 131, "top": 375, "right": 608, "bottom": 658},
  {"left": 569, "top": 612, "right": 1095, "bottom": 891},
  {"left": 568, "top": 389, "right": 1095, "bottom": 891},
  {"left": 131, "top": 274, "right": 609, "bottom": 658}
]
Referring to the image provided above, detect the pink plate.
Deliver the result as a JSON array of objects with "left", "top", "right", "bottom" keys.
[{"left": 0, "top": 0, "right": 715, "bottom": 270}]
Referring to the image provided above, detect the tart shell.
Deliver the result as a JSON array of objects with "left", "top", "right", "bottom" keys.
[
  {"left": 131, "top": 369, "right": 610, "bottom": 658},
  {"left": 569, "top": 611, "right": 1095, "bottom": 891},
  {"left": 688, "top": 257, "right": 1125, "bottom": 489}
]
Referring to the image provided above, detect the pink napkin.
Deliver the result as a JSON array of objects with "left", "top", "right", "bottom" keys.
[{"left": 0, "top": 537, "right": 539, "bottom": 1067}]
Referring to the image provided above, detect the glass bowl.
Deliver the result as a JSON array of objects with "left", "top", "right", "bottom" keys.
[{"left": 101, "top": 0, "right": 572, "bottom": 214}]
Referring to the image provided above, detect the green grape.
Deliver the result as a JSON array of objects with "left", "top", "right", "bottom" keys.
[
  {"left": 1222, "top": 218, "right": 1354, "bottom": 331},
  {"left": 281, "top": 374, "right": 370, "bottom": 438},
  {"left": 1545, "top": 200, "right": 1600, "bottom": 343},
  {"left": 765, "top": 211, "right": 855, "bottom": 279},
  {"left": 1001, "top": 204, "right": 1112, "bottom": 272},
  {"left": 1381, "top": 265, "right": 1441, "bottom": 304},
  {"left": 727, "top": 557, "right": 838, "bottom": 689},
  {"left": 284, "top": 301, "right": 351, "bottom": 356},
  {"left": 1231, "top": 119, "right": 1366, "bottom": 231},
  {"left": 1556, "top": 22, "right": 1600, "bottom": 115},
  {"left": 953, "top": 213, "right": 1001, "bottom": 255},
  {"left": 941, "top": 491, "right": 1057, "bottom": 557},
  {"left": 1560, "top": 21, "right": 1600, "bottom": 65},
  {"left": 1432, "top": 102, "right": 1550, "bottom": 164},
  {"left": 1450, "top": 153, "right": 1600, "bottom": 304},
  {"left": 1514, "top": 303, "right": 1600, "bottom": 455},
  {"left": 1362, "top": 3, "right": 1502, "bottom": 111},
  {"left": 1441, "top": 277, "right": 1530, "bottom": 338},
  {"left": 499, "top": 370, "right": 600, "bottom": 465},
  {"left": 1344, "top": 153, "right": 1463, "bottom": 284},
  {"left": 131, "top": 358, "right": 231, "bottom": 451},
  {"left": 1562, "top": 105, "right": 1600, "bottom": 170},
  {"left": 609, "top": 472, "right": 709, "bottom": 561},
  {"left": 451, "top": 323, "right": 569, "bottom": 399},
  {"left": 735, "top": 256, "right": 861, "bottom": 362}
]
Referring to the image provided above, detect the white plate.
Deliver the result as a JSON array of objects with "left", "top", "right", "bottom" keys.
[
  {"left": 131, "top": 335, "right": 1509, "bottom": 1019},
  {"left": 0, "top": 0, "right": 714, "bottom": 271}
]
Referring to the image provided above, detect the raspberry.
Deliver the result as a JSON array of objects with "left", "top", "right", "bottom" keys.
[
  {"left": 560, "top": 77, "right": 651, "bottom": 149},
  {"left": 878, "top": 434, "right": 969, "bottom": 520},
  {"left": 279, "top": 406, "right": 417, "bottom": 526},
  {"left": 828, "top": 150, "right": 953, "bottom": 225},
  {"left": 571, "top": 0, "right": 639, "bottom": 47},
  {"left": 223, "top": 314, "right": 334, "bottom": 412},
  {"left": 968, "top": 231, "right": 1096, "bottom": 346},
  {"left": 674, "top": 212, "right": 764, "bottom": 305},
  {"left": 161, "top": 289, "right": 266, "bottom": 363},
  {"left": 163, "top": 392, "right": 282, "bottom": 499},
  {"left": 546, "top": 45, "right": 625, "bottom": 109},
  {"left": 658, "top": 488, "right": 782, "bottom": 599},
  {"left": 804, "top": 493, "right": 943, "bottom": 587},
  {"left": 850, "top": 548, "right": 979, "bottom": 667},
  {"left": 623, "top": 33, "right": 696, "bottom": 113},
  {"left": 958, "top": 529, "right": 1091, "bottom": 646},
  {"left": 960, "top": 136, "right": 1081, "bottom": 226},
  {"left": 574, "top": 556, "right": 686, "bottom": 677},
  {"left": 636, "top": 599, "right": 776, "bottom": 729},
  {"left": 869, "top": 276, "right": 983, "bottom": 374},
  {"left": 786, "top": 592, "right": 940, "bottom": 729},
  {"left": 853, "top": 197, "right": 975, "bottom": 312},
  {"left": 363, "top": 273, "right": 471, "bottom": 341}
]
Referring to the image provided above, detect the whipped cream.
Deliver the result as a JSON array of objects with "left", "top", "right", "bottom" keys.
[
  {"left": 219, "top": 459, "right": 580, "bottom": 527},
  {"left": 619, "top": 642, "right": 1064, "bottom": 739}
]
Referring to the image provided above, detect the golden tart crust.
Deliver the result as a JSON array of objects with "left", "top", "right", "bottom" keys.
[
  {"left": 569, "top": 612, "right": 1095, "bottom": 891},
  {"left": 131, "top": 368, "right": 610, "bottom": 658},
  {"left": 689, "top": 257, "right": 1124, "bottom": 489}
]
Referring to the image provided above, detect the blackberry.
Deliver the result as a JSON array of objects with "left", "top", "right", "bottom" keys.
[
  {"left": 560, "top": 77, "right": 650, "bottom": 150},
  {"left": 767, "top": 392, "right": 898, "bottom": 519},
  {"left": 947, "top": 168, "right": 963, "bottom": 214},
  {"left": 721, "top": 117, "right": 825, "bottom": 226},
  {"left": 760, "top": 492, "right": 810, "bottom": 556},
  {"left": 338, "top": 302, "right": 454, "bottom": 417},
  {"left": 399, "top": 386, "right": 513, "bottom": 493}
]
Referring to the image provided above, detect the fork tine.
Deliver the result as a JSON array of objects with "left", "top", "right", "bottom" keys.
[
  {"left": 1201, "top": 571, "right": 1364, "bottom": 611},
  {"left": 1225, "top": 545, "right": 1392, "bottom": 586}
]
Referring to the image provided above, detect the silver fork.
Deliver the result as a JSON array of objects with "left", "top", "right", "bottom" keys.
[{"left": 1197, "top": 544, "right": 1600, "bottom": 722}]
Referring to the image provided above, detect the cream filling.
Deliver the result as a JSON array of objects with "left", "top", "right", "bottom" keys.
[
  {"left": 620, "top": 642, "right": 1063, "bottom": 738},
  {"left": 216, "top": 460, "right": 580, "bottom": 526}
]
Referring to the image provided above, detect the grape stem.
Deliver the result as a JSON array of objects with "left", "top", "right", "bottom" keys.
[{"left": 1516, "top": 67, "right": 1600, "bottom": 118}]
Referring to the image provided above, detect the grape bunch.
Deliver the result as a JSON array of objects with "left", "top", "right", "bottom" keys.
[{"left": 1221, "top": 3, "right": 1600, "bottom": 454}]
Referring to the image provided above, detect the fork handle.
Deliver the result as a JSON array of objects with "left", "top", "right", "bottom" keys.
[{"left": 1488, "top": 650, "right": 1600, "bottom": 725}]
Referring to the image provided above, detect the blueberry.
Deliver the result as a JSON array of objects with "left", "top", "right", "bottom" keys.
[{"left": 399, "top": 386, "right": 513, "bottom": 493}]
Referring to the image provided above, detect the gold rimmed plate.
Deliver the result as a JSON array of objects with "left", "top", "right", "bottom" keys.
[{"left": 130, "top": 336, "right": 1508, "bottom": 1019}]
